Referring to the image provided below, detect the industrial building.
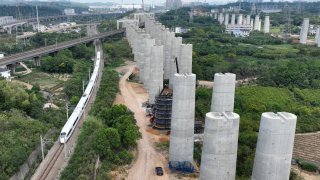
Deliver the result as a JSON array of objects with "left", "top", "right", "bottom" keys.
[
  {"left": 63, "top": 9, "right": 76, "bottom": 15},
  {"left": 166, "top": 0, "right": 182, "bottom": 10},
  {"left": 0, "top": 68, "right": 11, "bottom": 81},
  {"left": 0, "top": 16, "right": 15, "bottom": 26}
]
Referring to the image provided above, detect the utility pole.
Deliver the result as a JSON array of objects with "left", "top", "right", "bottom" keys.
[
  {"left": 64, "top": 137, "right": 67, "bottom": 158},
  {"left": 40, "top": 135, "right": 44, "bottom": 161},
  {"left": 66, "top": 102, "right": 69, "bottom": 120},
  {"left": 36, "top": 5, "right": 40, "bottom": 32},
  {"left": 40, "top": 135, "right": 52, "bottom": 161},
  {"left": 284, "top": 2, "right": 291, "bottom": 39},
  {"left": 142, "top": 0, "right": 144, "bottom": 11},
  {"left": 82, "top": 80, "right": 85, "bottom": 93}
]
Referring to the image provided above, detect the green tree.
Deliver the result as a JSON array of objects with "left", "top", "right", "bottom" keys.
[{"left": 93, "top": 128, "right": 121, "bottom": 158}]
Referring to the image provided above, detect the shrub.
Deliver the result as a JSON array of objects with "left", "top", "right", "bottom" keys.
[{"left": 299, "top": 160, "right": 319, "bottom": 172}]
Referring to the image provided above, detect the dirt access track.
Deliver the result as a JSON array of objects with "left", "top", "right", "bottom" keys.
[{"left": 116, "top": 63, "right": 169, "bottom": 180}]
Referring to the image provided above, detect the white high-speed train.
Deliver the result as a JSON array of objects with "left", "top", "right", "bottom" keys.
[{"left": 60, "top": 51, "right": 101, "bottom": 143}]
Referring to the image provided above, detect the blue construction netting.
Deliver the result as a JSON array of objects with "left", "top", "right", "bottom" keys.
[{"left": 168, "top": 161, "right": 194, "bottom": 173}]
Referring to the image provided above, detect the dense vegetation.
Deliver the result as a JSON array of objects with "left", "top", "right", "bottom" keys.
[
  {"left": 0, "top": 5, "right": 62, "bottom": 18},
  {"left": 0, "top": 110, "right": 47, "bottom": 180},
  {"left": 0, "top": 80, "right": 66, "bottom": 179}
]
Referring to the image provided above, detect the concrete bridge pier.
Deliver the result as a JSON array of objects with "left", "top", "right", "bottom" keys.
[
  {"left": 6, "top": 64, "right": 16, "bottom": 74},
  {"left": 34, "top": 56, "right": 41, "bottom": 67},
  {"left": 48, "top": 51, "right": 58, "bottom": 57},
  {"left": 6, "top": 26, "right": 12, "bottom": 34}
]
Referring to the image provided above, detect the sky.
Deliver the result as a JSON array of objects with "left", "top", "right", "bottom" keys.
[{"left": 68, "top": 0, "right": 236, "bottom": 5}]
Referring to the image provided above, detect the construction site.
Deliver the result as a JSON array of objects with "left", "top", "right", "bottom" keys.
[{"left": 117, "top": 12, "right": 301, "bottom": 179}]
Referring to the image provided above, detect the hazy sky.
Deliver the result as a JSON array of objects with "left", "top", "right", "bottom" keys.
[{"left": 69, "top": 0, "right": 237, "bottom": 5}]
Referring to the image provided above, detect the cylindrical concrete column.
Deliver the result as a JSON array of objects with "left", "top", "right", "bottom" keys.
[
  {"left": 218, "top": 13, "right": 224, "bottom": 24},
  {"left": 315, "top": 27, "right": 320, "bottom": 44},
  {"left": 252, "top": 112, "right": 297, "bottom": 180},
  {"left": 164, "top": 30, "right": 174, "bottom": 79},
  {"left": 211, "top": 73, "right": 236, "bottom": 112},
  {"left": 169, "top": 73, "right": 196, "bottom": 164},
  {"left": 178, "top": 44, "right": 192, "bottom": 74},
  {"left": 170, "top": 37, "right": 182, "bottom": 88},
  {"left": 264, "top": 16, "right": 270, "bottom": 33},
  {"left": 200, "top": 112, "right": 240, "bottom": 180},
  {"left": 238, "top": 14, "right": 243, "bottom": 25},
  {"left": 250, "top": 19, "right": 254, "bottom": 30},
  {"left": 143, "top": 38, "right": 155, "bottom": 89},
  {"left": 246, "top": 15, "right": 251, "bottom": 25},
  {"left": 254, "top": 15, "right": 260, "bottom": 30},
  {"left": 224, "top": 13, "right": 229, "bottom": 26},
  {"left": 318, "top": 30, "right": 320, "bottom": 47},
  {"left": 231, "top": 14, "right": 235, "bottom": 25},
  {"left": 258, "top": 20, "right": 262, "bottom": 31},
  {"left": 243, "top": 18, "right": 247, "bottom": 26},
  {"left": 300, "top": 18, "right": 309, "bottom": 44},
  {"left": 149, "top": 45, "right": 164, "bottom": 104}
]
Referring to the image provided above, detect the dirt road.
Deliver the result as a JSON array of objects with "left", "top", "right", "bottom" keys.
[{"left": 117, "top": 64, "right": 169, "bottom": 180}]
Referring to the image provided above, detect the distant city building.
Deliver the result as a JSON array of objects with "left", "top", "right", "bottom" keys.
[
  {"left": 89, "top": 4, "right": 142, "bottom": 13},
  {"left": 33, "top": 24, "right": 47, "bottom": 32},
  {"left": 241, "top": 0, "right": 263, "bottom": 3},
  {"left": 81, "top": 11, "right": 90, "bottom": 14},
  {"left": 0, "top": 68, "right": 11, "bottom": 81},
  {"left": 0, "top": 16, "right": 15, "bottom": 26},
  {"left": 226, "top": 24, "right": 252, "bottom": 37},
  {"left": 166, "top": 0, "right": 182, "bottom": 10},
  {"left": 256, "top": 4, "right": 282, "bottom": 13},
  {"left": 64, "top": 8, "right": 76, "bottom": 15},
  {"left": 174, "top": 27, "right": 189, "bottom": 34},
  {"left": 308, "top": 24, "right": 318, "bottom": 35}
]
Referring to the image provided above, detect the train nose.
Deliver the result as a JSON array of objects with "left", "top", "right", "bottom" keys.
[{"left": 60, "top": 138, "right": 65, "bottom": 144}]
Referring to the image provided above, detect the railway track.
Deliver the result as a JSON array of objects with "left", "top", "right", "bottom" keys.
[{"left": 38, "top": 144, "right": 64, "bottom": 180}]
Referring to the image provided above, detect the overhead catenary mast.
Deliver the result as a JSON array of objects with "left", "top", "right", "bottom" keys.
[
  {"left": 142, "top": 0, "right": 144, "bottom": 11},
  {"left": 36, "top": 5, "right": 40, "bottom": 32}
]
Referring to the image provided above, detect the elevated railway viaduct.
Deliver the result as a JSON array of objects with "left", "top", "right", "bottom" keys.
[{"left": 0, "top": 29, "right": 124, "bottom": 72}]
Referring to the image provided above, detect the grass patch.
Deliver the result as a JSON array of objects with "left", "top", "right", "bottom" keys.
[
  {"left": 18, "top": 69, "right": 63, "bottom": 89},
  {"left": 154, "top": 141, "right": 169, "bottom": 152}
]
